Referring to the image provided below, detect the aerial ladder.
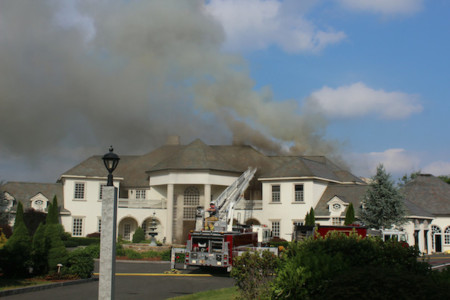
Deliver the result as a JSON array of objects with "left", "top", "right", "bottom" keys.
[{"left": 196, "top": 167, "right": 257, "bottom": 232}]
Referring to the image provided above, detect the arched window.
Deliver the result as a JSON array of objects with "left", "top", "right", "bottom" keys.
[
  {"left": 183, "top": 186, "right": 200, "bottom": 220},
  {"left": 445, "top": 227, "right": 450, "bottom": 245},
  {"left": 431, "top": 225, "right": 442, "bottom": 251}
]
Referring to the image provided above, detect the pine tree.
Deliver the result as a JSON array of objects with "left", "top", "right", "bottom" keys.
[
  {"left": 13, "top": 201, "right": 25, "bottom": 230},
  {"left": 32, "top": 222, "right": 48, "bottom": 275},
  {"left": 360, "top": 164, "right": 407, "bottom": 229},
  {"left": 305, "top": 207, "right": 315, "bottom": 226},
  {"left": 344, "top": 203, "right": 355, "bottom": 225},
  {"left": 1, "top": 202, "right": 31, "bottom": 277},
  {"left": 45, "top": 223, "right": 68, "bottom": 272},
  {"left": 132, "top": 227, "right": 146, "bottom": 243},
  {"left": 46, "top": 195, "right": 59, "bottom": 225}
]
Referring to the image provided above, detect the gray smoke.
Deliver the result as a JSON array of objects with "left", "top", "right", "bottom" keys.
[{"left": 0, "top": 0, "right": 341, "bottom": 181}]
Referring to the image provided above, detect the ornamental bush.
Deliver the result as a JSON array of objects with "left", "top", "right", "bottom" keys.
[
  {"left": 271, "top": 233, "right": 429, "bottom": 299},
  {"left": 65, "top": 247, "right": 95, "bottom": 278},
  {"left": 132, "top": 227, "right": 146, "bottom": 243},
  {"left": 231, "top": 250, "right": 279, "bottom": 300}
]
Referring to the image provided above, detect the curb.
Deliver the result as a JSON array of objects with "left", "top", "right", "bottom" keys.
[{"left": 0, "top": 277, "right": 98, "bottom": 297}]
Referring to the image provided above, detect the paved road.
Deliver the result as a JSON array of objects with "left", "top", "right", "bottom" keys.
[{"left": 2, "top": 261, "right": 235, "bottom": 300}]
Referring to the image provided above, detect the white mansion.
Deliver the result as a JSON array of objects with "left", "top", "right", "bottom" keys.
[{"left": 2, "top": 137, "right": 450, "bottom": 253}]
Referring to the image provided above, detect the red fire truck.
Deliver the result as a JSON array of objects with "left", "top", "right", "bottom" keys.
[{"left": 171, "top": 168, "right": 277, "bottom": 272}]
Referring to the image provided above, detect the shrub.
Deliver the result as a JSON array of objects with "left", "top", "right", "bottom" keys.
[
  {"left": 84, "top": 243, "right": 100, "bottom": 259},
  {"left": 132, "top": 227, "right": 146, "bottom": 243},
  {"left": 0, "top": 229, "right": 7, "bottom": 248},
  {"left": 45, "top": 224, "right": 68, "bottom": 272},
  {"left": 271, "top": 233, "right": 430, "bottom": 299},
  {"left": 1, "top": 223, "right": 32, "bottom": 277},
  {"left": 32, "top": 223, "right": 48, "bottom": 275},
  {"left": 64, "top": 236, "right": 100, "bottom": 247},
  {"left": 231, "top": 250, "right": 279, "bottom": 300},
  {"left": 87, "top": 232, "right": 101, "bottom": 238},
  {"left": 125, "top": 249, "right": 143, "bottom": 260},
  {"left": 65, "top": 247, "right": 95, "bottom": 278},
  {"left": 0, "top": 224, "right": 13, "bottom": 238}
]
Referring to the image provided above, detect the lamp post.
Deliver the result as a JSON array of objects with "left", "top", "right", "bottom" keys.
[
  {"left": 99, "top": 146, "right": 120, "bottom": 300},
  {"left": 103, "top": 146, "right": 120, "bottom": 186}
]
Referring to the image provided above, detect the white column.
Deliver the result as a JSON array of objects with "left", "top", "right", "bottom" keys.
[
  {"left": 166, "top": 184, "right": 174, "bottom": 244},
  {"left": 98, "top": 186, "right": 118, "bottom": 300},
  {"left": 204, "top": 184, "right": 211, "bottom": 208}
]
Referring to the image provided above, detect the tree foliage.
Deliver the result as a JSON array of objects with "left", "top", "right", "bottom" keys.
[
  {"left": 231, "top": 250, "right": 279, "bottom": 299},
  {"left": 1, "top": 221, "right": 31, "bottom": 277},
  {"left": 32, "top": 222, "right": 48, "bottom": 275},
  {"left": 438, "top": 175, "right": 450, "bottom": 184},
  {"left": 24, "top": 208, "right": 47, "bottom": 236},
  {"left": 360, "top": 164, "right": 407, "bottom": 229},
  {"left": 271, "top": 233, "right": 432, "bottom": 299},
  {"left": 13, "top": 201, "right": 25, "bottom": 230},
  {"left": 46, "top": 195, "right": 59, "bottom": 225},
  {"left": 132, "top": 227, "right": 146, "bottom": 243},
  {"left": 344, "top": 203, "right": 355, "bottom": 225},
  {"left": 305, "top": 207, "right": 315, "bottom": 226},
  {"left": 45, "top": 224, "right": 68, "bottom": 272}
]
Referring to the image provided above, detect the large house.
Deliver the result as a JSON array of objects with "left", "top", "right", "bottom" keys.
[{"left": 1, "top": 137, "right": 449, "bottom": 253}]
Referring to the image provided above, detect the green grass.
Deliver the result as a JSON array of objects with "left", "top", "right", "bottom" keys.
[
  {"left": 0, "top": 278, "right": 50, "bottom": 291},
  {"left": 169, "top": 287, "right": 238, "bottom": 300}
]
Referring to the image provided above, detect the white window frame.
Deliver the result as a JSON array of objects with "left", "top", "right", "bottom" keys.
[
  {"left": 271, "top": 185, "right": 280, "bottom": 203},
  {"left": 332, "top": 217, "right": 341, "bottom": 226},
  {"left": 72, "top": 217, "right": 84, "bottom": 236},
  {"left": 99, "top": 183, "right": 107, "bottom": 201},
  {"left": 98, "top": 218, "right": 102, "bottom": 233},
  {"left": 294, "top": 184, "right": 304, "bottom": 202},
  {"left": 136, "top": 189, "right": 146, "bottom": 199},
  {"left": 271, "top": 221, "right": 280, "bottom": 237},
  {"left": 444, "top": 227, "right": 450, "bottom": 245},
  {"left": 74, "top": 182, "right": 86, "bottom": 200}
]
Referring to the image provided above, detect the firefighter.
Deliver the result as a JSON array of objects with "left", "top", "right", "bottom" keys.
[{"left": 205, "top": 202, "right": 218, "bottom": 230}]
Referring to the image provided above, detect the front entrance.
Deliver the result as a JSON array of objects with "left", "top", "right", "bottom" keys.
[{"left": 432, "top": 225, "right": 442, "bottom": 253}]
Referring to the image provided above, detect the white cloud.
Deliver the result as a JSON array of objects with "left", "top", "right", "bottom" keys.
[
  {"left": 204, "top": 0, "right": 346, "bottom": 53},
  {"left": 336, "top": 0, "right": 423, "bottom": 16},
  {"left": 423, "top": 161, "right": 450, "bottom": 176},
  {"left": 345, "top": 148, "right": 421, "bottom": 178},
  {"left": 306, "top": 82, "right": 422, "bottom": 119}
]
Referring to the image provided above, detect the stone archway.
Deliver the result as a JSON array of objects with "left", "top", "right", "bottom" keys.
[
  {"left": 245, "top": 218, "right": 260, "bottom": 226},
  {"left": 118, "top": 217, "right": 138, "bottom": 241}
]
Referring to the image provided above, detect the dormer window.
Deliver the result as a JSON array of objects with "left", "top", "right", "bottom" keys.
[
  {"left": 31, "top": 196, "right": 48, "bottom": 212},
  {"left": 332, "top": 203, "right": 341, "bottom": 211}
]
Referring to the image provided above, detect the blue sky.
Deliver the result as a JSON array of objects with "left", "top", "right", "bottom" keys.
[
  {"left": 0, "top": 0, "right": 449, "bottom": 182},
  {"left": 206, "top": 0, "right": 450, "bottom": 178}
]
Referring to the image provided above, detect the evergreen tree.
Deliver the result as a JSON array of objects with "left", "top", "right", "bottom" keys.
[
  {"left": 344, "top": 203, "right": 355, "bottom": 225},
  {"left": 32, "top": 222, "right": 48, "bottom": 275},
  {"left": 46, "top": 195, "right": 59, "bottom": 225},
  {"left": 13, "top": 201, "right": 25, "bottom": 230},
  {"left": 305, "top": 207, "right": 315, "bottom": 226},
  {"left": 45, "top": 223, "right": 68, "bottom": 272},
  {"left": 132, "top": 227, "right": 146, "bottom": 243},
  {"left": 1, "top": 216, "right": 31, "bottom": 277},
  {"left": 360, "top": 164, "right": 407, "bottom": 229}
]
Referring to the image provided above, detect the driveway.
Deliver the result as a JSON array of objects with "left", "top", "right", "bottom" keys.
[{"left": 2, "top": 261, "right": 235, "bottom": 300}]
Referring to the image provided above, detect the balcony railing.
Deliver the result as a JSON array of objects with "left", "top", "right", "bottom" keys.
[
  {"left": 118, "top": 198, "right": 167, "bottom": 209},
  {"left": 235, "top": 200, "right": 262, "bottom": 210}
]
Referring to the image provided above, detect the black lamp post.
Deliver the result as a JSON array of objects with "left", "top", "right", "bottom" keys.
[{"left": 102, "top": 146, "right": 120, "bottom": 186}]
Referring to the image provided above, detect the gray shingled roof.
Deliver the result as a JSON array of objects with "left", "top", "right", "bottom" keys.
[
  {"left": 315, "top": 184, "right": 368, "bottom": 216},
  {"left": 1, "top": 181, "right": 65, "bottom": 211},
  {"left": 401, "top": 174, "right": 450, "bottom": 216},
  {"left": 148, "top": 139, "right": 240, "bottom": 173},
  {"left": 61, "top": 139, "right": 364, "bottom": 189}
]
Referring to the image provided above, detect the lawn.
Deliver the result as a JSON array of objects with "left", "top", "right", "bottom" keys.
[
  {"left": 169, "top": 287, "right": 238, "bottom": 300},
  {"left": 0, "top": 277, "right": 51, "bottom": 291}
]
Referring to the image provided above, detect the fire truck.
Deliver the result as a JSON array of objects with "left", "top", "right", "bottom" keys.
[
  {"left": 171, "top": 167, "right": 277, "bottom": 272},
  {"left": 293, "top": 224, "right": 408, "bottom": 245}
]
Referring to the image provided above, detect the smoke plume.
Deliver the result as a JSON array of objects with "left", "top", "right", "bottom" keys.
[{"left": 0, "top": 0, "right": 339, "bottom": 181}]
